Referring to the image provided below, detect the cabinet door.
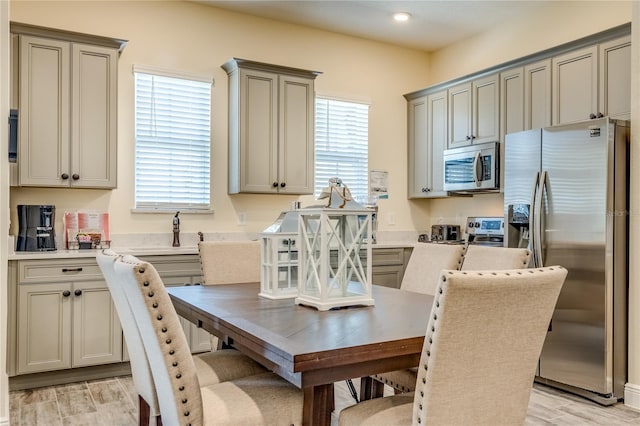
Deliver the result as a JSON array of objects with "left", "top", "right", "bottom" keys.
[
  {"left": 524, "top": 59, "right": 552, "bottom": 129},
  {"left": 239, "top": 68, "right": 279, "bottom": 193},
  {"left": 599, "top": 36, "right": 630, "bottom": 121},
  {"left": 17, "top": 283, "right": 72, "bottom": 374},
  {"left": 500, "top": 67, "right": 524, "bottom": 137},
  {"left": 278, "top": 75, "right": 314, "bottom": 194},
  {"left": 448, "top": 82, "right": 472, "bottom": 148},
  {"left": 72, "top": 280, "right": 123, "bottom": 367},
  {"left": 552, "top": 46, "right": 598, "bottom": 125},
  {"left": 18, "top": 36, "right": 70, "bottom": 187},
  {"left": 427, "top": 91, "right": 449, "bottom": 196},
  {"left": 407, "top": 96, "right": 429, "bottom": 198},
  {"left": 472, "top": 73, "right": 499, "bottom": 144},
  {"left": 71, "top": 44, "right": 118, "bottom": 188}
]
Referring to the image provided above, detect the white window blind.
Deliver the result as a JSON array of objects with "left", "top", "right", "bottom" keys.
[
  {"left": 315, "top": 97, "right": 369, "bottom": 200},
  {"left": 134, "top": 67, "right": 212, "bottom": 211}
]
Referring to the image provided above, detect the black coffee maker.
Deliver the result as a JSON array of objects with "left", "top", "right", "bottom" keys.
[{"left": 16, "top": 205, "right": 57, "bottom": 251}]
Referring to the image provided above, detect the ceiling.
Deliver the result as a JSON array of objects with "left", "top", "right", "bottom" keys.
[{"left": 197, "top": 0, "right": 549, "bottom": 52}]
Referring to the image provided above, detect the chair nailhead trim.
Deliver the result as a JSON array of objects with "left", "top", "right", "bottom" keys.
[
  {"left": 157, "top": 315, "right": 163, "bottom": 320},
  {"left": 173, "top": 362, "right": 178, "bottom": 367},
  {"left": 184, "top": 411, "right": 190, "bottom": 416},
  {"left": 143, "top": 281, "right": 150, "bottom": 286},
  {"left": 148, "top": 291, "right": 154, "bottom": 297},
  {"left": 179, "top": 386, "right": 184, "bottom": 391},
  {"left": 153, "top": 302, "right": 158, "bottom": 308},
  {"left": 170, "top": 350, "right": 175, "bottom": 355},
  {"left": 176, "top": 373, "right": 182, "bottom": 379},
  {"left": 138, "top": 267, "right": 145, "bottom": 273},
  {"left": 182, "top": 398, "right": 187, "bottom": 403},
  {"left": 162, "top": 327, "right": 167, "bottom": 332},
  {"left": 166, "top": 338, "right": 172, "bottom": 344}
]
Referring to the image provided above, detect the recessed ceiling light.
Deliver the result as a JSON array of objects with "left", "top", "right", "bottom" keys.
[{"left": 393, "top": 12, "right": 411, "bottom": 22}]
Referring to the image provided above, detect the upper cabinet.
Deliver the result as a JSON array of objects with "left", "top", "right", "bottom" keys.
[
  {"left": 11, "top": 23, "right": 126, "bottom": 188},
  {"left": 222, "top": 58, "right": 321, "bottom": 194},
  {"left": 448, "top": 73, "right": 499, "bottom": 149},
  {"left": 552, "top": 35, "right": 630, "bottom": 125}
]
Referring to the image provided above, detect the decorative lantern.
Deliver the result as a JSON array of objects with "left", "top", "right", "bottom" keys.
[
  {"left": 260, "top": 209, "right": 300, "bottom": 299},
  {"left": 296, "top": 178, "right": 374, "bottom": 311}
]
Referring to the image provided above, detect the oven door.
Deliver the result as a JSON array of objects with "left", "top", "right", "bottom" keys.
[{"left": 443, "top": 142, "right": 499, "bottom": 192}]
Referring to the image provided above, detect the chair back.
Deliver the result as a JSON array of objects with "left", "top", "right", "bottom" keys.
[
  {"left": 413, "top": 266, "right": 567, "bottom": 425},
  {"left": 96, "top": 250, "right": 159, "bottom": 416},
  {"left": 114, "top": 255, "right": 203, "bottom": 426},
  {"left": 198, "top": 241, "right": 261, "bottom": 285},
  {"left": 400, "top": 243, "right": 465, "bottom": 295},
  {"left": 461, "top": 245, "right": 530, "bottom": 270}
]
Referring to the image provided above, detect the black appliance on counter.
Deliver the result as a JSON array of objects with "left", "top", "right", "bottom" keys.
[{"left": 16, "top": 205, "right": 56, "bottom": 251}]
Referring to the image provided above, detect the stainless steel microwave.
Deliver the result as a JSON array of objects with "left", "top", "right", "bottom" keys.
[{"left": 443, "top": 142, "right": 499, "bottom": 192}]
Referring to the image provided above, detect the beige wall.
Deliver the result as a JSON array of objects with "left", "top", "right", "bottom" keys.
[{"left": 8, "top": 0, "right": 432, "bottom": 240}]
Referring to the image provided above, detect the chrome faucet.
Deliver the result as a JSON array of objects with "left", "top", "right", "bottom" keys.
[{"left": 172, "top": 211, "right": 180, "bottom": 247}]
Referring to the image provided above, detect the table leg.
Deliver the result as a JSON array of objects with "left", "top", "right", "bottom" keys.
[
  {"left": 303, "top": 384, "right": 334, "bottom": 426},
  {"left": 359, "top": 376, "right": 384, "bottom": 401}
]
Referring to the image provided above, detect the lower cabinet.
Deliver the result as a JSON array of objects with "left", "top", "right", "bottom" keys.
[
  {"left": 371, "top": 247, "right": 413, "bottom": 289},
  {"left": 12, "top": 260, "right": 122, "bottom": 375}
]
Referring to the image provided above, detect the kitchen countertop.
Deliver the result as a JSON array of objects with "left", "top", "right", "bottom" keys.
[{"left": 7, "top": 241, "right": 416, "bottom": 261}]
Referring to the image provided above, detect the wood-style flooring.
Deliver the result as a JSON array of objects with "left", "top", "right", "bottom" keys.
[{"left": 9, "top": 375, "right": 640, "bottom": 425}]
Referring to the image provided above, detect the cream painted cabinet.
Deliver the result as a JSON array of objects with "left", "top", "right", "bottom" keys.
[
  {"left": 524, "top": 59, "right": 552, "bottom": 129},
  {"left": 223, "top": 58, "right": 320, "bottom": 194},
  {"left": 11, "top": 24, "right": 123, "bottom": 188},
  {"left": 552, "top": 36, "right": 630, "bottom": 125},
  {"left": 448, "top": 73, "right": 499, "bottom": 149},
  {"left": 407, "top": 91, "right": 448, "bottom": 198},
  {"left": 371, "top": 247, "right": 413, "bottom": 289},
  {"left": 14, "top": 260, "right": 122, "bottom": 375}
]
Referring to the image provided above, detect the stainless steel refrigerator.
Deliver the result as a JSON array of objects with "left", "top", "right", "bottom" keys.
[{"left": 504, "top": 117, "right": 628, "bottom": 405}]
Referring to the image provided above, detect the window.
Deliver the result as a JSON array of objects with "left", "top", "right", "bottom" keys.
[
  {"left": 134, "top": 66, "right": 212, "bottom": 211},
  {"left": 314, "top": 97, "right": 369, "bottom": 200}
]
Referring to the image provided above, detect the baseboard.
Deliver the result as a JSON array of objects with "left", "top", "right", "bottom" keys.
[
  {"left": 625, "top": 382, "right": 640, "bottom": 410},
  {"left": 0, "top": 416, "right": 9, "bottom": 426}
]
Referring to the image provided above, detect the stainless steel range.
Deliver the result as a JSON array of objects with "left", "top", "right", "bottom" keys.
[{"left": 465, "top": 216, "right": 504, "bottom": 247}]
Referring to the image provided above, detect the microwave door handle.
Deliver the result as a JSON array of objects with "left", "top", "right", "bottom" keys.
[{"left": 473, "top": 151, "right": 482, "bottom": 186}]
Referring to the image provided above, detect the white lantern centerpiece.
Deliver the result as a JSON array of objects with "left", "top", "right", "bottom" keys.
[
  {"left": 296, "top": 178, "right": 374, "bottom": 311},
  {"left": 260, "top": 206, "right": 300, "bottom": 299}
]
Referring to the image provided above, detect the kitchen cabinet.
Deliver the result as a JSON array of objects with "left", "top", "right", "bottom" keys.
[
  {"left": 371, "top": 247, "right": 413, "bottom": 289},
  {"left": 12, "top": 259, "right": 122, "bottom": 375},
  {"left": 407, "top": 91, "right": 448, "bottom": 198},
  {"left": 552, "top": 35, "right": 630, "bottom": 125},
  {"left": 448, "top": 73, "right": 499, "bottom": 149},
  {"left": 524, "top": 59, "right": 552, "bottom": 129},
  {"left": 10, "top": 23, "right": 124, "bottom": 188},
  {"left": 223, "top": 58, "right": 321, "bottom": 194}
]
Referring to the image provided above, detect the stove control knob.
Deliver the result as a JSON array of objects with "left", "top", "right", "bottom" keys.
[
  {"left": 475, "top": 222, "right": 481, "bottom": 228},
  {"left": 468, "top": 222, "right": 474, "bottom": 228}
]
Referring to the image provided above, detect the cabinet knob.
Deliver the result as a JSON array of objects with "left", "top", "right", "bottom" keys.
[
  {"left": 590, "top": 113, "right": 597, "bottom": 119},
  {"left": 74, "top": 289, "right": 82, "bottom": 297},
  {"left": 466, "top": 136, "right": 471, "bottom": 140},
  {"left": 62, "top": 290, "right": 71, "bottom": 297},
  {"left": 597, "top": 112, "right": 604, "bottom": 118},
  {"left": 280, "top": 182, "right": 286, "bottom": 188},
  {"left": 272, "top": 182, "right": 278, "bottom": 188},
  {"left": 72, "top": 174, "right": 80, "bottom": 180},
  {"left": 61, "top": 173, "right": 69, "bottom": 180}
]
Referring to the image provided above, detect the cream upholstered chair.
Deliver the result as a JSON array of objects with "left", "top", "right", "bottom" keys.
[
  {"left": 461, "top": 245, "right": 531, "bottom": 271},
  {"left": 367, "top": 243, "right": 465, "bottom": 396},
  {"left": 340, "top": 266, "right": 567, "bottom": 426},
  {"left": 97, "top": 250, "right": 267, "bottom": 426},
  {"left": 113, "top": 254, "right": 303, "bottom": 426}
]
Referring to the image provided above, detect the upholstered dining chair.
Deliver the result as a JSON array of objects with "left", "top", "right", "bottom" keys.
[
  {"left": 340, "top": 266, "right": 567, "bottom": 426},
  {"left": 366, "top": 243, "right": 466, "bottom": 397},
  {"left": 461, "top": 245, "right": 531, "bottom": 270},
  {"left": 113, "top": 254, "right": 303, "bottom": 426},
  {"left": 97, "top": 250, "right": 267, "bottom": 426}
]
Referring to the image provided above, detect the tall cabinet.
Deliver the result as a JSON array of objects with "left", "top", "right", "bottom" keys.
[
  {"left": 222, "top": 58, "right": 321, "bottom": 194},
  {"left": 10, "top": 23, "right": 126, "bottom": 188}
]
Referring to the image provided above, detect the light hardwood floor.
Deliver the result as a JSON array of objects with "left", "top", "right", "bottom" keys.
[{"left": 9, "top": 375, "right": 640, "bottom": 425}]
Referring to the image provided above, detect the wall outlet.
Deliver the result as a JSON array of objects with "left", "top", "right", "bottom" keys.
[{"left": 237, "top": 211, "right": 247, "bottom": 225}]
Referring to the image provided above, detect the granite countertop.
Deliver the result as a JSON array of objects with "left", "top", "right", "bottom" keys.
[{"left": 7, "top": 240, "right": 416, "bottom": 261}]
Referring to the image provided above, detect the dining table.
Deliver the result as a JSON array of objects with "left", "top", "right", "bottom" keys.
[{"left": 167, "top": 282, "right": 433, "bottom": 426}]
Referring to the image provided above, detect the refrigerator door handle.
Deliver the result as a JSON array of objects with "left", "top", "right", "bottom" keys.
[
  {"left": 534, "top": 170, "right": 548, "bottom": 267},
  {"left": 529, "top": 172, "right": 540, "bottom": 266},
  {"left": 472, "top": 151, "right": 482, "bottom": 186}
]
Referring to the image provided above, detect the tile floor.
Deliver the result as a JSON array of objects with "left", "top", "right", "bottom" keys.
[{"left": 9, "top": 375, "right": 640, "bottom": 425}]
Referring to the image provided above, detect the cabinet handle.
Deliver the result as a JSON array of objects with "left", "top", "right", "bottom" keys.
[
  {"left": 74, "top": 289, "right": 82, "bottom": 296},
  {"left": 61, "top": 173, "right": 69, "bottom": 180},
  {"left": 280, "top": 182, "right": 286, "bottom": 188},
  {"left": 62, "top": 267, "right": 83, "bottom": 273},
  {"left": 62, "top": 290, "right": 71, "bottom": 297},
  {"left": 272, "top": 182, "right": 278, "bottom": 188},
  {"left": 72, "top": 174, "right": 80, "bottom": 180}
]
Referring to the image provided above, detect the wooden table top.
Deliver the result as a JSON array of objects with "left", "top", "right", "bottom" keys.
[{"left": 167, "top": 283, "right": 433, "bottom": 388}]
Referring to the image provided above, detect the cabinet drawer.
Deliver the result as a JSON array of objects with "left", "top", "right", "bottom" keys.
[
  {"left": 18, "top": 259, "right": 103, "bottom": 283},
  {"left": 372, "top": 248, "right": 405, "bottom": 266},
  {"left": 139, "top": 255, "right": 201, "bottom": 278},
  {"left": 372, "top": 265, "right": 405, "bottom": 289}
]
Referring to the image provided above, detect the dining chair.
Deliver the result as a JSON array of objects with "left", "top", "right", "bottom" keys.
[
  {"left": 113, "top": 254, "right": 303, "bottom": 426},
  {"left": 366, "top": 242, "right": 465, "bottom": 397},
  {"left": 461, "top": 245, "right": 531, "bottom": 270},
  {"left": 97, "top": 250, "right": 267, "bottom": 426},
  {"left": 198, "top": 240, "right": 261, "bottom": 285},
  {"left": 340, "top": 266, "right": 567, "bottom": 426}
]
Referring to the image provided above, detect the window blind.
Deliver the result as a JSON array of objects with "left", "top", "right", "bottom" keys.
[
  {"left": 134, "top": 69, "right": 212, "bottom": 210},
  {"left": 315, "top": 97, "right": 369, "bottom": 200}
]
